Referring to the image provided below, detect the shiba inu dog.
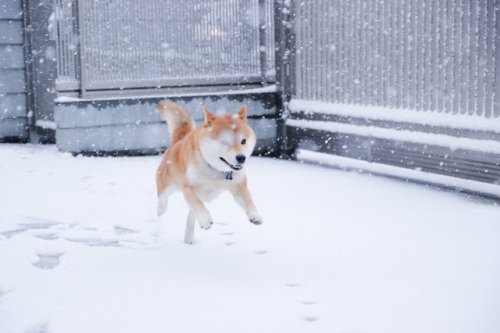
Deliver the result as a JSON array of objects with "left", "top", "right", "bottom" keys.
[{"left": 156, "top": 101, "right": 262, "bottom": 244}]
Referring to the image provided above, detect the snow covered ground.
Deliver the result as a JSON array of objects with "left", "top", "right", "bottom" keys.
[{"left": 1, "top": 144, "right": 499, "bottom": 333}]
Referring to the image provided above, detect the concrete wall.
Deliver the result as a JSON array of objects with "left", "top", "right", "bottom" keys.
[
  {"left": 55, "top": 93, "right": 279, "bottom": 155},
  {"left": 0, "top": 0, "right": 28, "bottom": 140}
]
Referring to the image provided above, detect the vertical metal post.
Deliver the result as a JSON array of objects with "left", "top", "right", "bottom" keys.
[
  {"left": 22, "top": 0, "right": 35, "bottom": 141},
  {"left": 258, "top": 0, "right": 267, "bottom": 84},
  {"left": 76, "top": 0, "right": 86, "bottom": 97},
  {"left": 273, "top": 0, "right": 285, "bottom": 156},
  {"left": 283, "top": 0, "right": 296, "bottom": 100},
  {"left": 495, "top": 0, "right": 500, "bottom": 117},
  {"left": 274, "top": 0, "right": 295, "bottom": 157},
  {"left": 273, "top": 0, "right": 284, "bottom": 95}
]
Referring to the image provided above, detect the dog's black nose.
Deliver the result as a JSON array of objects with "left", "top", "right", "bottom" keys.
[{"left": 235, "top": 154, "right": 246, "bottom": 164}]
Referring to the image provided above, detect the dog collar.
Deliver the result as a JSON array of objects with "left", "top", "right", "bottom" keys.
[{"left": 205, "top": 161, "right": 235, "bottom": 181}]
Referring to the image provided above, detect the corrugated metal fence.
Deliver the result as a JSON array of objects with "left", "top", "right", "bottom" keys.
[
  {"left": 54, "top": 0, "right": 275, "bottom": 95},
  {"left": 286, "top": 0, "right": 500, "bottom": 195},
  {"left": 293, "top": 0, "right": 499, "bottom": 118}
]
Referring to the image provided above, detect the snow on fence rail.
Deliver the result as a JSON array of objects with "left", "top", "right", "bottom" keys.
[
  {"left": 288, "top": 100, "right": 500, "bottom": 133},
  {"left": 54, "top": 0, "right": 275, "bottom": 95},
  {"left": 293, "top": 0, "right": 500, "bottom": 119},
  {"left": 287, "top": 118, "right": 500, "bottom": 155}
]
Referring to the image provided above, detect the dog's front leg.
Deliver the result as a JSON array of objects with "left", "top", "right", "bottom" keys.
[
  {"left": 182, "top": 186, "right": 213, "bottom": 230},
  {"left": 230, "top": 181, "right": 263, "bottom": 225},
  {"left": 184, "top": 210, "right": 196, "bottom": 244}
]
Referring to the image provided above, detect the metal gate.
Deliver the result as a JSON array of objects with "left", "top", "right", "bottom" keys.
[{"left": 54, "top": 0, "right": 275, "bottom": 97}]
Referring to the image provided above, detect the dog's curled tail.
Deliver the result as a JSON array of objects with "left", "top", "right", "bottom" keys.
[{"left": 157, "top": 101, "right": 195, "bottom": 145}]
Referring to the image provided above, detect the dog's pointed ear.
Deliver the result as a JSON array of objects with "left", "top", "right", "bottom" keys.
[
  {"left": 237, "top": 105, "right": 248, "bottom": 122},
  {"left": 202, "top": 106, "right": 216, "bottom": 127}
]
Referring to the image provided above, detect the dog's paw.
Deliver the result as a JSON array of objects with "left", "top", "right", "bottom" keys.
[
  {"left": 250, "top": 217, "right": 263, "bottom": 225},
  {"left": 200, "top": 220, "right": 213, "bottom": 230},
  {"left": 248, "top": 211, "right": 263, "bottom": 225},
  {"left": 197, "top": 213, "right": 214, "bottom": 230}
]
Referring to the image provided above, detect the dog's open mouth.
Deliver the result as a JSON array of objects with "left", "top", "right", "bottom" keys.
[{"left": 219, "top": 157, "right": 243, "bottom": 171}]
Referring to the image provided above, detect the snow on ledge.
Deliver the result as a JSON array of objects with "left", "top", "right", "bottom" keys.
[
  {"left": 35, "top": 120, "right": 56, "bottom": 130},
  {"left": 288, "top": 99, "right": 500, "bottom": 133},
  {"left": 296, "top": 149, "right": 500, "bottom": 198},
  {"left": 286, "top": 119, "right": 500, "bottom": 155}
]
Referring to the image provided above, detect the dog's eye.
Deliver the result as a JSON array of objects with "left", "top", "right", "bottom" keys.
[{"left": 241, "top": 139, "right": 246, "bottom": 145}]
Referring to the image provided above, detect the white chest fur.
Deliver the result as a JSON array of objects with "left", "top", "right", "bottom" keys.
[{"left": 186, "top": 164, "right": 244, "bottom": 202}]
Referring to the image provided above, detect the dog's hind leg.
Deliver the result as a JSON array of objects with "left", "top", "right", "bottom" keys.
[
  {"left": 157, "top": 186, "right": 173, "bottom": 217},
  {"left": 184, "top": 210, "right": 196, "bottom": 244}
]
